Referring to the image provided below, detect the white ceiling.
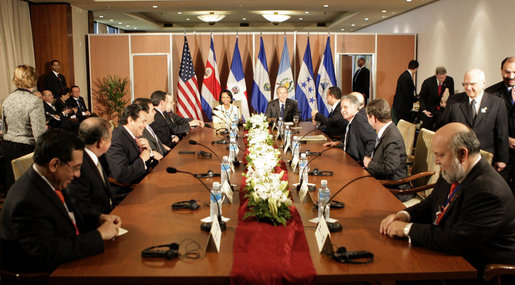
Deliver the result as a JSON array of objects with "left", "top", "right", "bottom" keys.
[{"left": 30, "top": 0, "right": 437, "bottom": 32}]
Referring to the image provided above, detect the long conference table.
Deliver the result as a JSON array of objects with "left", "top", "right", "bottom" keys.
[{"left": 50, "top": 122, "right": 476, "bottom": 284}]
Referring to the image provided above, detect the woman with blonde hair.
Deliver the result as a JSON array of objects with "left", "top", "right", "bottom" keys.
[{"left": 2, "top": 65, "right": 46, "bottom": 192}]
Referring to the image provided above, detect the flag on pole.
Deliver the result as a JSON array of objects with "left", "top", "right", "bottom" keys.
[
  {"left": 295, "top": 38, "right": 316, "bottom": 120},
  {"left": 200, "top": 36, "right": 221, "bottom": 121},
  {"left": 177, "top": 36, "right": 203, "bottom": 120},
  {"left": 275, "top": 37, "right": 295, "bottom": 99},
  {"left": 226, "top": 38, "right": 250, "bottom": 119},
  {"left": 316, "top": 36, "right": 337, "bottom": 117},
  {"left": 251, "top": 36, "right": 271, "bottom": 114}
]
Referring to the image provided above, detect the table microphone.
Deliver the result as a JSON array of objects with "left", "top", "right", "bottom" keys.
[
  {"left": 297, "top": 145, "right": 341, "bottom": 191},
  {"left": 205, "top": 122, "right": 229, "bottom": 135},
  {"left": 322, "top": 175, "right": 373, "bottom": 233},
  {"left": 166, "top": 167, "right": 227, "bottom": 232},
  {"left": 212, "top": 112, "right": 233, "bottom": 128}
]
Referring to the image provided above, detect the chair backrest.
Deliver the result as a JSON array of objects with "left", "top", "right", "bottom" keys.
[
  {"left": 11, "top": 152, "right": 34, "bottom": 181},
  {"left": 397, "top": 119, "right": 417, "bottom": 157},
  {"left": 480, "top": 149, "right": 494, "bottom": 165},
  {"left": 411, "top": 128, "right": 439, "bottom": 193}
]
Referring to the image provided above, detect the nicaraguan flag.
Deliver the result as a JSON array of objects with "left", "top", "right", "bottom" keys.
[
  {"left": 251, "top": 36, "right": 271, "bottom": 114},
  {"left": 275, "top": 37, "right": 295, "bottom": 99},
  {"left": 295, "top": 38, "right": 316, "bottom": 120},
  {"left": 200, "top": 37, "right": 221, "bottom": 121},
  {"left": 316, "top": 36, "right": 337, "bottom": 117},
  {"left": 226, "top": 38, "right": 250, "bottom": 119}
]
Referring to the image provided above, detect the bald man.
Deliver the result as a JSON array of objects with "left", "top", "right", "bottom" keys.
[
  {"left": 380, "top": 123, "right": 515, "bottom": 271},
  {"left": 441, "top": 68, "right": 508, "bottom": 172}
]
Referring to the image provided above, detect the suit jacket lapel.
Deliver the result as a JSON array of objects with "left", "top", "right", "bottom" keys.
[
  {"left": 474, "top": 94, "right": 489, "bottom": 126},
  {"left": 120, "top": 126, "right": 140, "bottom": 153},
  {"left": 459, "top": 100, "right": 474, "bottom": 126}
]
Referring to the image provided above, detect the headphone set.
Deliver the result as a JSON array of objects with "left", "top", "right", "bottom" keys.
[
  {"left": 171, "top": 200, "right": 200, "bottom": 210},
  {"left": 309, "top": 168, "right": 334, "bottom": 176},
  {"left": 141, "top": 243, "right": 179, "bottom": 260},
  {"left": 332, "top": 247, "right": 374, "bottom": 264},
  {"left": 193, "top": 170, "right": 220, "bottom": 178},
  {"left": 197, "top": 151, "right": 213, "bottom": 158}
]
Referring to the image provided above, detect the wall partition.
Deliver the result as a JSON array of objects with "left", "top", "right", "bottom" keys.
[{"left": 88, "top": 32, "right": 416, "bottom": 119}]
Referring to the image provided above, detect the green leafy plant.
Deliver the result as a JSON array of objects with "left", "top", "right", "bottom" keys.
[{"left": 95, "top": 75, "right": 129, "bottom": 123}]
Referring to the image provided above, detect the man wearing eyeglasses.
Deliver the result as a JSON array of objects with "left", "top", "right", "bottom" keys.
[
  {"left": 0, "top": 129, "right": 121, "bottom": 273},
  {"left": 441, "top": 68, "right": 508, "bottom": 172}
]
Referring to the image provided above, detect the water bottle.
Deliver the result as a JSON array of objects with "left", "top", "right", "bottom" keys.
[
  {"left": 298, "top": 153, "right": 309, "bottom": 183},
  {"left": 292, "top": 136, "right": 300, "bottom": 159},
  {"left": 230, "top": 124, "right": 238, "bottom": 140},
  {"left": 210, "top": 182, "right": 222, "bottom": 218},
  {"left": 318, "top": 180, "right": 331, "bottom": 220},
  {"left": 277, "top": 117, "right": 284, "bottom": 137},
  {"left": 229, "top": 136, "right": 238, "bottom": 162},
  {"left": 284, "top": 125, "right": 291, "bottom": 148},
  {"left": 221, "top": 156, "right": 231, "bottom": 185}
]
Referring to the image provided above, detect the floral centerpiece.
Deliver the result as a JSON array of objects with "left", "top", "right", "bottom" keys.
[{"left": 243, "top": 114, "right": 292, "bottom": 226}]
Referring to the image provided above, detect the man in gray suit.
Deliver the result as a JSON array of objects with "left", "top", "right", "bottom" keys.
[{"left": 363, "top": 99, "right": 412, "bottom": 201}]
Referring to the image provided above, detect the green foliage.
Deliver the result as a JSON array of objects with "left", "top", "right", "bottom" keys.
[
  {"left": 244, "top": 192, "right": 292, "bottom": 226},
  {"left": 96, "top": 75, "right": 129, "bottom": 121}
]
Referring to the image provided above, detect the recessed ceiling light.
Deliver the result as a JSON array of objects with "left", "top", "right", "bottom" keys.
[
  {"left": 382, "top": 15, "right": 386, "bottom": 18},
  {"left": 305, "top": 11, "right": 309, "bottom": 14},
  {"left": 351, "top": 24, "right": 355, "bottom": 27},
  {"left": 407, "top": 0, "right": 412, "bottom": 2},
  {"left": 242, "top": 17, "right": 246, "bottom": 20},
  {"left": 126, "top": 25, "right": 130, "bottom": 27},
  {"left": 99, "top": 15, "right": 104, "bottom": 18},
  {"left": 323, "top": 4, "right": 329, "bottom": 8},
  {"left": 364, "top": 18, "right": 369, "bottom": 20},
  {"left": 109, "top": 19, "right": 114, "bottom": 22},
  {"left": 152, "top": 6, "right": 158, "bottom": 9},
  {"left": 299, "top": 17, "right": 303, "bottom": 20},
  {"left": 186, "top": 18, "right": 190, "bottom": 21},
  {"left": 341, "top": 28, "right": 345, "bottom": 31},
  {"left": 382, "top": 10, "right": 387, "bottom": 13},
  {"left": 118, "top": 22, "right": 122, "bottom": 24},
  {"left": 133, "top": 27, "right": 137, "bottom": 30},
  {"left": 178, "top": 12, "right": 182, "bottom": 14}
]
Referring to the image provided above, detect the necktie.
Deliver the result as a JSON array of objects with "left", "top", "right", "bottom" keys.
[
  {"left": 470, "top": 99, "right": 477, "bottom": 122},
  {"left": 75, "top": 99, "right": 82, "bottom": 113},
  {"left": 280, "top": 104, "right": 285, "bottom": 120},
  {"left": 371, "top": 136, "right": 380, "bottom": 158},
  {"left": 96, "top": 160, "right": 106, "bottom": 185},
  {"left": 511, "top": 88, "right": 515, "bottom": 105},
  {"left": 438, "top": 82, "right": 442, "bottom": 97},
  {"left": 434, "top": 182, "right": 459, "bottom": 226},
  {"left": 343, "top": 123, "right": 350, "bottom": 151},
  {"left": 148, "top": 127, "right": 164, "bottom": 154},
  {"left": 135, "top": 138, "right": 142, "bottom": 152},
  {"left": 329, "top": 107, "right": 334, "bottom": 117},
  {"left": 54, "top": 190, "right": 79, "bottom": 235}
]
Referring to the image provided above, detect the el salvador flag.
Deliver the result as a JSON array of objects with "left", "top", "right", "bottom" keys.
[
  {"left": 316, "top": 36, "right": 337, "bottom": 117},
  {"left": 251, "top": 36, "right": 270, "bottom": 114},
  {"left": 295, "top": 38, "right": 317, "bottom": 120},
  {"left": 227, "top": 38, "right": 250, "bottom": 119}
]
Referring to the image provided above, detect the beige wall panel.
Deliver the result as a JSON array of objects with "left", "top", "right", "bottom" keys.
[
  {"left": 340, "top": 55, "right": 353, "bottom": 94},
  {"left": 131, "top": 35, "right": 170, "bottom": 54},
  {"left": 133, "top": 55, "right": 168, "bottom": 99},
  {"left": 336, "top": 35, "right": 375, "bottom": 54},
  {"left": 376, "top": 35, "right": 416, "bottom": 106},
  {"left": 89, "top": 35, "right": 131, "bottom": 118}
]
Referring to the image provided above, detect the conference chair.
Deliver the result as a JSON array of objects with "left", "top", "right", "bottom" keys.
[
  {"left": 397, "top": 119, "right": 416, "bottom": 159},
  {"left": 483, "top": 264, "right": 515, "bottom": 285},
  {"left": 480, "top": 149, "right": 494, "bottom": 165},
  {"left": 379, "top": 128, "right": 438, "bottom": 201},
  {"left": 11, "top": 152, "right": 34, "bottom": 181}
]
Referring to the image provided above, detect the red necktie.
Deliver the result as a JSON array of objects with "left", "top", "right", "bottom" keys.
[
  {"left": 55, "top": 190, "right": 79, "bottom": 235},
  {"left": 438, "top": 82, "right": 442, "bottom": 97},
  {"left": 135, "top": 138, "right": 142, "bottom": 152},
  {"left": 434, "top": 182, "right": 459, "bottom": 226}
]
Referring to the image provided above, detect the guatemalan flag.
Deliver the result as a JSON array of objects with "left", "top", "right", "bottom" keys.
[
  {"left": 177, "top": 36, "right": 203, "bottom": 120},
  {"left": 295, "top": 38, "right": 317, "bottom": 120},
  {"left": 316, "top": 36, "right": 337, "bottom": 117},
  {"left": 200, "top": 37, "right": 221, "bottom": 121},
  {"left": 226, "top": 38, "right": 250, "bottom": 119},
  {"left": 275, "top": 37, "right": 295, "bottom": 99},
  {"left": 251, "top": 36, "right": 271, "bottom": 114}
]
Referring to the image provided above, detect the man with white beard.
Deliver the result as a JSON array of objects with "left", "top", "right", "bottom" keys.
[{"left": 379, "top": 123, "right": 515, "bottom": 272}]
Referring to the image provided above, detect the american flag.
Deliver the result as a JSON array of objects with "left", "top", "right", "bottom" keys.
[{"left": 177, "top": 36, "right": 203, "bottom": 120}]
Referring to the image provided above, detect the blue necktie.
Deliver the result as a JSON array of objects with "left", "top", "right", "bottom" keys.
[{"left": 280, "top": 104, "right": 285, "bottom": 120}]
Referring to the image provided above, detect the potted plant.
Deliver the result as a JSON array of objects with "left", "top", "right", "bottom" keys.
[{"left": 95, "top": 75, "right": 129, "bottom": 124}]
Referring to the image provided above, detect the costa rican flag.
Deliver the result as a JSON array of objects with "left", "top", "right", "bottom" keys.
[
  {"left": 226, "top": 38, "right": 250, "bottom": 119},
  {"left": 316, "top": 36, "right": 337, "bottom": 117},
  {"left": 200, "top": 37, "right": 221, "bottom": 121},
  {"left": 177, "top": 36, "right": 203, "bottom": 120},
  {"left": 251, "top": 36, "right": 271, "bottom": 114}
]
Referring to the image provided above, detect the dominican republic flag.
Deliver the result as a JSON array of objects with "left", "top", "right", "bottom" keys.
[
  {"left": 251, "top": 36, "right": 271, "bottom": 114},
  {"left": 200, "top": 37, "right": 221, "bottom": 121},
  {"left": 226, "top": 38, "right": 250, "bottom": 119},
  {"left": 275, "top": 37, "right": 295, "bottom": 99},
  {"left": 295, "top": 38, "right": 317, "bottom": 120},
  {"left": 177, "top": 36, "right": 203, "bottom": 120},
  {"left": 316, "top": 36, "right": 337, "bottom": 117}
]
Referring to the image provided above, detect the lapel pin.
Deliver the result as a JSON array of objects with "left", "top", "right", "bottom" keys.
[{"left": 481, "top": 107, "right": 487, "bottom": 113}]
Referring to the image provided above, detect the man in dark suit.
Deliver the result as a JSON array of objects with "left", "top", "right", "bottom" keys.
[
  {"left": 0, "top": 129, "right": 120, "bottom": 273},
  {"left": 485, "top": 56, "right": 515, "bottom": 187},
  {"left": 45, "top": 59, "right": 67, "bottom": 99},
  {"left": 441, "top": 68, "right": 509, "bottom": 172},
  {"left": 42, "top": 89, "right": 61, "bottom": 128},
  {"left": 324, "top": 94, "right": 376, "bottom": 162},
  {"left": 419, "top": 66, "right": 455, "bottom": 131},
  {"left": 392, "top": 60, "right": 419, "bottom": 123},
  {"left": 134, "top": 97, "right": 169, "bottom": 159},
  {"left": 65, "top": 118, "right": 114, "bottom": 232},
  {"left": 363, "top": 99, "right": 412, "bottom": 202},
  {"left": 311, "top": 86, "right": 347, "bottom": 138},
  {"left": 265, "top": 86, "right": 300, "bottom": 122},
  {"left": 380, "top": 123, "right": 515, "bottom": 271},
  {"left": 150, "top": 91, "right": 180, "bottom": 148},
  {"left": 66, "top": 85, "right": 91, "bottom": 121},
  {"left": 352, "top": 57, "right": 370, "bottom": 102},
  {"left": 105, "top": 104, "right": 152, "bottom": 189}
]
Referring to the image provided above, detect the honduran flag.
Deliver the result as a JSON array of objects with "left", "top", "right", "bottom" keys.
[
  {"left": 275, "top": 37, "right": 295, "bottom": 99},
  {"left": 316, "top": 36, "right": 337, "bottom": 117},
  {"left": 226, "top": 38, "right": 250, "bottom": 119},
  {"left": 200, "top": 37, "right": 221, "bottom": 121},
  {"left": 251, "top": 36, "right": 271, "bottom": 114},
  {"left": 295, "top": 38, "right": 317, "bottom": 120}
]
